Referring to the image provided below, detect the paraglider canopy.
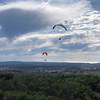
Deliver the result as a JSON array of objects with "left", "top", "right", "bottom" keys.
[
  {"left": 42, "top": 52, "right": 48, "bottom": 56},
  {"left": 53, "top": 24, "right": 67, "bottom": 31}
]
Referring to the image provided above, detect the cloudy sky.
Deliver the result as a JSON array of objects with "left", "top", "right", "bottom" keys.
[{"left": 0, "top": 0, "right": 100, "bottom": 62}]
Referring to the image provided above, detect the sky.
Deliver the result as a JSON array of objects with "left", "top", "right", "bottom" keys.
[{"left": 0, "top": 0, "right": 100, "bottom": 62}]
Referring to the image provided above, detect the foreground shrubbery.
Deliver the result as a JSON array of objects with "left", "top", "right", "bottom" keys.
[{"left": 0, "top": 73, "right": 99, "bottom": 100}]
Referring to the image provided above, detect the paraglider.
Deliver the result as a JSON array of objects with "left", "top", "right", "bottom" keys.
[
  {"left": 59, "top": 37, "right": 62, "bottom": 40},
  {"left": 53, "top": 24, "right": 68, "bottom": 40},
  {"left": 53, "top": 24, "right": 68, "bottom": 31},
  {"left": 42, "top": 52, "right": 48, "bottom": 61}
]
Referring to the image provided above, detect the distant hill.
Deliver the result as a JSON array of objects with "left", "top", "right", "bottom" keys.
[{"left": 0, "top": 61, "right": 100, "bottom": 72}]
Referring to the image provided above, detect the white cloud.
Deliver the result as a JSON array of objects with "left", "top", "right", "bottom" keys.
[
  {"left": 0, "top": 0, "right": 90, "bottom": 38},
  {"left": 0, "top": 0, "right": 99, "bottom": 62}
]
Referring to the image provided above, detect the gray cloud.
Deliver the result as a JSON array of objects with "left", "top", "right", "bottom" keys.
[
  {"left": 0, "top": 0, "right": 99, "bottom": 62},
  {"left": 89, "top": 0, "right": 100, "bottom": 11},
  {"left": 0, "top": 8, "right": 52, "bottom": 38},
  {"left": 49, "top": 0, "right": 81, "bottom": 5}
]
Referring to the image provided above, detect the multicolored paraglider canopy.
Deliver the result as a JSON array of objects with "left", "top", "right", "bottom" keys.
[{"left": 42, "top": 52, "right": 48, "bottom": 56}]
